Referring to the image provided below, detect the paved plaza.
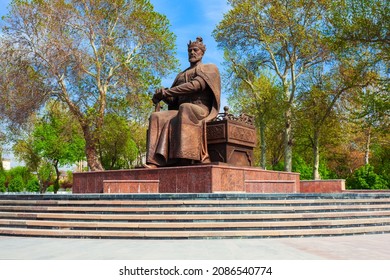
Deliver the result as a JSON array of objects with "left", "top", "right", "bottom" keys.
[{"left": 1, "top": 233, "right": 389, "bottom": 260}]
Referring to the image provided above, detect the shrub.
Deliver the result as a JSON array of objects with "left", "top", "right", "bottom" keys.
[
  {"left": 46, "top": 185, "right": 54, "bottom": 192},
  {"left": 8, "top": 176, "right": 25, "bottom": 192},
  {"left": 292, "top": 156, "right": 312, "bottom": 180},
  {"left": 0, "top": 173, "right": 6, "bottom": 192},
  {"left": 319, "top": 161, "right": 337, "bottom": 179},
  {"left": 346, "top": 164, "right": 388, "bottom": 190},
  {"left": 8, "top": 166, "right": 32, "bottom": 186},
  {"left": 53, "top": 181, "right": 60, "bottom": 194},
  {"left": 26, "top": 177, "right": 40, "bottom": 193}
]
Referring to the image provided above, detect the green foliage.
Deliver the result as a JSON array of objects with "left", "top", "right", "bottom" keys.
[
  {"left": 0, "top": 172, "right": 6, "bottom": 192},
  {"left": 32, "top": 102, "right": 85, "bottom": 167},
  {"left": 26, "top": 177, "right": 40, "bottom": 192},
  {"left": 292, "top": 156, "right": 312, "bottom": 180},
  {"left": 292, "top": 154, "right": 337, "bottom": 180},
  {"left": 318, "top": 161, "right": 337, "bottom": 180},
  {"left": 346, "top": 164, "right": 388, "bottom": 189},
  {"left": 13, "top": 137, "right": 42, "bottom": 172},
  {"left": 13, "top": 102, "right": 84, "bottom": 193},
  {"left": 8, "top": 175, "right": 24, "bottom": 192},
  {"left": 37, "top": 161, "right": 55, "bottom": 193},
  {"left": 327, "top": 0, "right": 389, "bottom": 65},
  {"left": 99, "top": 114, "right": 139, "bottom": 170},
  {"left": 7, "top": 166, "right": 32, "bottom": 187},
  {"left": 46, "top": 185, "right": 54, "bottom": 193},
  {"left": 53, "top": 180, "right": 60, "bottom": 194},
  {"left": 371, "top": 143, "right": 390, "bottom": 186},
  {"left": 269, "top": 161, "right": 284, "bottom": 172},
  {"left": 1, "top": 167, "right": 35, "bottom": 192}
]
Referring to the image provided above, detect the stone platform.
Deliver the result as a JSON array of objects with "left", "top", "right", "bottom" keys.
[
  {"left": 1, "top": 193, "right": 390, "bottom": 240},
  {"left": 73, "top": 164, "right": 300, "bottom": 194}
]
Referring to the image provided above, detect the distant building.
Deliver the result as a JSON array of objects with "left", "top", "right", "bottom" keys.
[{"left": 1, "top": 158, "right": 11, "bottom": 171}]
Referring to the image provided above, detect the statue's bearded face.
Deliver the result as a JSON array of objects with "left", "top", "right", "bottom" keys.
[{"left": 188, "top": 46, "right": 204, "bottom": 64}]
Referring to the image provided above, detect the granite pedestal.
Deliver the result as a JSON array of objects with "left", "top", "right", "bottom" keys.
[{"left": 73, "top": 164, "right": 300, "bottom": 194}]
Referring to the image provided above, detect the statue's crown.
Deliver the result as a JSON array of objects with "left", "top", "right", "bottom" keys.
[{"left": 188, "top": 37, "right": 206, "bottom": 53}]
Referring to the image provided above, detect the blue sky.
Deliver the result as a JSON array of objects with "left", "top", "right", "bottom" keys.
[{"left": 151, "top": 0, "right": 229, "bottom": 68}]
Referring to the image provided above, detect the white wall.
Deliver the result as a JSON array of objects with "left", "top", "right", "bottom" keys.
[{"left": 2, "top": 159, "right": 11, "bottom": 171}]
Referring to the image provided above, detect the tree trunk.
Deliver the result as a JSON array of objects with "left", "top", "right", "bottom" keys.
[
  {"left": 259, "top": 118, "right": 267, "bottom": 169},
  {"left": 0, "top": 148, "right": 3, "bottom": 172},
  {"left": 83, "top": 127, "right": 104, "bottom": 171},
  {"left": 85, "top": 142, "right": 104, "bottom": 171},
  {"left": 53, "top": 160, "right": 60, "bottom": 194},
  {"left": 312, "top": 130, "right": 321, "bottom": 180},
  {"left": 284, "top": 107, "right": 293, "bottom": 172},
  {"left": 364, "top": 126, "right": 371, "bottom": 165}
]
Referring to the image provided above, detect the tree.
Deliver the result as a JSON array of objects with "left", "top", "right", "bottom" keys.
[
  {"left": 32, "top": 102, "right": 85, "bottom": 192},
  {"left": 13, "top": 134, "right": 42, "bottom": 173},
  {"left": 1, "top": 0, "right": 177, "bottom": 170},
  {"left": 0, "top": 131, "right": 5, "bottom": 172},
  {"left": 327, "top": 0, "right": 389, "bottom": 65},
  {"left": 37, "top": 161, "right": 56, "bottom": 193},
  {"left": 295, "top": 79, "right": 341, "bottom": 179},
  {"left": 309, "top": 0, "right": 389, "bottom": 181},
  {"left": 223, "top": 51, "right": 284, "bottom": 168},
  {"left": 326, "top": 0, "right": 389, "bottom": 105},
  {"left": 109, "top": 91, "right": 153, "bottom": 167},
  {"left": 294, "top": 55, "right": 377, "bottom": 179},
  {"left": 349, "top": 85, "right": 389, "bottom": 165},
  {"left": 213, "top": 0, "right": 331, "bottom": 171},
  {"left": 98, "top": 114, "right": 138, "bottom": 169},
  {"left": 370, "top": 140, "right": 390, "bottom": 186},
  {"left": 0, "top": 41, "right": 50, "bottom": 126},
  {"left": 13, "top": 102, "right": 85, "bottom": 193}
]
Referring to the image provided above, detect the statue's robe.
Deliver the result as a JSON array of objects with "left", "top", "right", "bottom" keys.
[{"left": 146, "top": 63, "right": 221, "bottom": 166}]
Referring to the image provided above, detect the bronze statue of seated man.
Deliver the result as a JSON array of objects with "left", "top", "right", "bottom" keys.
[{"left": 144, "top": 37, "right": 221, "bottom": 168}]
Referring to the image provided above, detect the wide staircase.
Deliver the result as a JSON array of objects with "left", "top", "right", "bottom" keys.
[{"left": 1, "top": 193, "right": 390, "bottom": 239}]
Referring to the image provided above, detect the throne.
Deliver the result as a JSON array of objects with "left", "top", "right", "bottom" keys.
[{"left": 206, "top": 107, "right": 256, "bottom": 166}]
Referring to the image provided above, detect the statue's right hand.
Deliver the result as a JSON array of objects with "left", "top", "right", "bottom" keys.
[
  {"left": 152, "top": 95, "right": 160, "bottom": 105},
  {"left": 152, "top": 88, "right": 165, "bottom": 104}
]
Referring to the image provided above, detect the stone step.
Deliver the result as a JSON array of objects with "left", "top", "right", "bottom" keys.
[
  {"left": 1, "top": 210, "right": 390, "bottom": 221},
  {"left": 1, "top": 225, "right": 390, "bottom": 239},
  {"left": 2, "top": 193, "right": 390, "bottom": 201},
  {"left": 2, "top": 198, "right": 390, "bottom": 206},
  {"left": 1, "top": 204, "right": 390, "bottom": 214},
  {"left": 1, "top": 217, "right": 390, "bottom": 230},
  {"left": 1, "top": 195, "right": 389, "bottom": 239}
]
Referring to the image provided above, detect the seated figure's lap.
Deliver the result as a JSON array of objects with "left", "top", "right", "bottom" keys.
[{"left": 177, "top": 103, "right": 209, "bottom": 121}]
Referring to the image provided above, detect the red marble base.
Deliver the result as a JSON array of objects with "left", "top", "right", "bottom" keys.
[
  {"left": 300, "top": 180, "right": 345, "bottom": 193},
  {"left": 73, "top": 164, "right": 301, "bottom": 194}
]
